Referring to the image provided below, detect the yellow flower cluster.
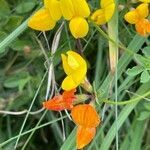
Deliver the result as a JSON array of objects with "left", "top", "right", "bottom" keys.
[
  {"left": 28, "top": 0, "right": 116, "bottom": 38},
  {"left": 28, "top": 0, "right": 90, "bottom": 39},
  {"left": 124, "top": 1, "right": 150, "bottom": 36}
]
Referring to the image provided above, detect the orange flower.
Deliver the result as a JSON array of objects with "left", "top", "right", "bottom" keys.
[
  {"left": 43, "top": 89, "right": 76, "bottom": 111},
  {"left": 71, "top": 104, "right": 100, "bottom": 149},
  {"left": 124, "top": 3, "right": 150, "bottom": 36}
]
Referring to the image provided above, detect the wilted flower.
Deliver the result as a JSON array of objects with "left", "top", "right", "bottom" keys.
[
  {"left": 71, "top": 104, "right": 100, "bottom": 149},
  {"left": 43, "top": 89, "right": 76, "bottom": 111}
]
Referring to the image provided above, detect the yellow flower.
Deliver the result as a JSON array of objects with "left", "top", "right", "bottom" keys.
[
  {"left": 69, "top": 17, "right": 89, "bottom": 39},
  {"left": 91, "top": 0, "right": 115, "bottom": 25},
  {"left": 28, "top": 8, "right": 56, "bottom": 31},
  {"left": 61, "top": 51, "right": 87, "bottom": 91},
  {"left": 60, "top": 0, "right": 90, "bottom": 38},
  {"left": 44, "top": 0, "right": 62, "bottom": 21},
  {"left": 124, "top": 3, "right": 150, "bottom": 36},
  {"left": 28, "top": 0, "right": 90, "bottom": 38},
  {"left": 124, "top": 3, "right": 149, "bottom": 24}
]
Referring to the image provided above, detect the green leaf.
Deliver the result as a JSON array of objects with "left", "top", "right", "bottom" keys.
[
  {"left": 142, "top": 46, "right": 150, "bottom": 58},
  {"left": 126, "top": 66, "right": 144, "bottom": 76},
  {"left": 4, "top": 15, "right": 23, "bottom": 32},
  {"left": 137, "top": 111, "right": 150, "bottom": 121},
  {"left": 16, "top": 2, "right": 36, "bottom": 14},
  {"left": 0, "top": 0, "right": 10, "bottom": 15},
  {"left": 4, "top": 72, "right": 31, "bottom": 92},
  {"left": 10, "top": 40, "right": 33, "bottom": 51},
  {"left": 0, "top": 19, "right": 28, "bottom": 54},
  {"left": 144, "top": 102, "right": 150, "bottom": 111},
  {"left": 140, "top": 70, "right": 150, "bottom": 83},
  {"left": 0, "top": 0, "right": 10, "bottom": 27},
  {"left": 134, "top": 54, "right": 150, "bottom": 69}
]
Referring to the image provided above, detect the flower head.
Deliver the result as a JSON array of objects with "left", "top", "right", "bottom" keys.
[
  {"left": 91, "top": 0, "right": 115, "bottom": 25},
  {"left": 124, "top": 3, "right": 150, "bottom": 36},
  {"left": 43, "top": 89, "right": 76, "bottom": 111},
  {"left": 61, "top": 51, "right": 87, "bottom": 91},
  {"left": 124, "top": 3, "right": 149, "bottom": 24},
  {"left": 28, "top": 0, "right": 90, "bottom": 38},
  {"left": 71, "top": 104, "right": 100, "bottom": 149}
]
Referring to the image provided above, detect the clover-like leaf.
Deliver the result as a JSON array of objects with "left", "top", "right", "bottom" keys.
[
  {"left": 140, "top": 69, "right": 150, "bottom": 83},
  {"left": 126, "top": 66, "right": 144, "bottom": 76}
]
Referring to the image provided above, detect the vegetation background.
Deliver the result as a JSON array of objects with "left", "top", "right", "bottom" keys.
[{"left": 0, "top": 0, "right": 150, "bottom": 150}]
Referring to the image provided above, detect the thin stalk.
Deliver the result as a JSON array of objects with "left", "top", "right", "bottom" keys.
[
  {"left": 108, "top": 1, "right": 119, "bottom": 149},
  {"left": 102, "top": 90, "right": 150, "bottom": 105},
  {"left": 0, "top": 116, "right": 67, "bottom": 148},
  {"left": 14, "top": 71, "right": 48, "bottom": 149},
  {"left": 21, "top": 110, "right": 48, "bottom": 150}
]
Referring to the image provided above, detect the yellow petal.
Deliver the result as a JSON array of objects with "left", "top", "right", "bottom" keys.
[
  {"left": 44, "top": 0, "right": 62, "bottom": 21},
  {"left": 71, "top": 0, "right": 90, "bottom": 18},
  {"left": 91, "top": 9, "right": 106, "bottom": 25},
  {"left": 101, "top": 0, "right": 114, "bottom": 8},
  {"left": 67, "top": 54, "right": 79, "bottom": 69},
  {"left": 124, "top": 3, "right": 149, "bottom": 24},
  {"left": 28, "top": 8, "right": 56, "bottom": 31},
  {"left": 104, "top": 3, "right": 115, "bottom": 21},
  {"left": 77, "top": 126, "right": 96, "bottom": 149},
  {"left": 61, "top": 75, "right": 77, "bottom": 91},
  {"left": 60, "top": 0, "right": 74, "bottom": 20},
  {"left": 69, "top": 17, "right": 89, "bottom": 38},
  {"left": 71, "top": 68, "right": 86, "bottom": 86},
  {"left": 124, "top": 10, "right": 139, "bottom": 24},
  {"left": 61, "top": 54, "right": 74, "bottom": 75},
  {"left": 136, "top": 3, "right": 149, "bottom": 19},
  {"left": 67, "top": 51, "right": 87, "bottom": 69}
]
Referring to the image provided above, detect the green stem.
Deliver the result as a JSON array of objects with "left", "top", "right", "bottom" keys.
[
  {"left": 102, "top": 90, "right": 150, "bottom": 105},
  {"left": 108, "top": 2, "right": 119, "bottom": 149},
  {"left": 0, "top": 115, "right": 67, "bottom": 148}
]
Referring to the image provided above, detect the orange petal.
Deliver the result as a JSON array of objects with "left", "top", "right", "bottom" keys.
[
  {"left": 43, "top": 95, "right": 73, "bottom": 111},
  {"left": 62, "top": 89, "right": 76, "bottom": 102},
  {"left": 77, "top": 126, "right": 96, "bottom": 149},
  {"left": 146, "top": 21, "right": 150, "bottom": 33},
  {"left": 135, "top": 19, "right": 148, "bottom": 36},
  {"left": 71, "top": 104, "right": 100, "bottom": 128}
]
